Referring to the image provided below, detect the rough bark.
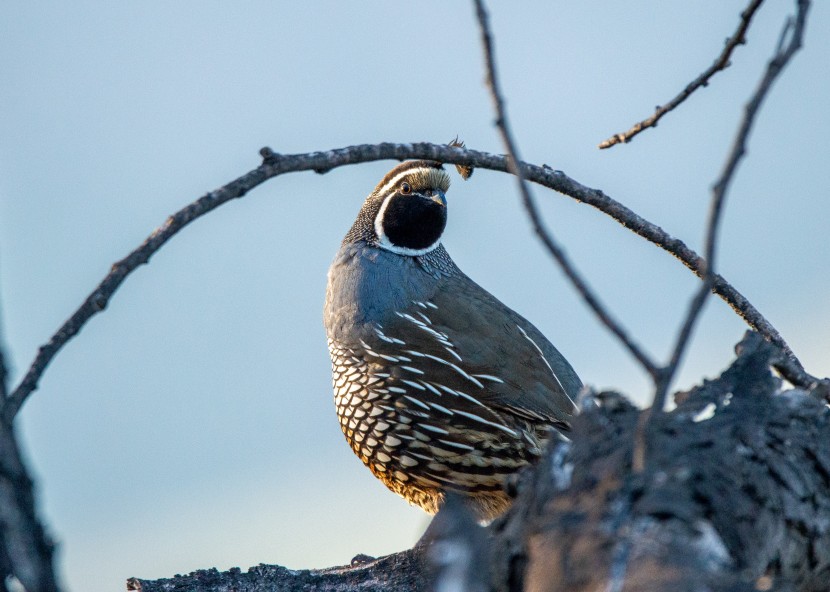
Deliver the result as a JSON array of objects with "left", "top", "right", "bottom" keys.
[
  {"left": 128, "top": 333, "right": 830, "bottom": 592},
  {"left": 126, "top": 548, "right": 429, "bottom": 592}
]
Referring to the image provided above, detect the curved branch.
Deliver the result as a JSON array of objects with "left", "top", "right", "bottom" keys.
[
  {"left": 598, "top": 0, "right": 765, "bottom": 149},
  {"left": 2, "top": 142, "right": 813, "bottom": 421}
]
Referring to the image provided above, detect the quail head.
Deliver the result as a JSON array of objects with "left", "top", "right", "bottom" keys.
[{"left": 323, "top": 160, "right": 581, "bottom": 521}]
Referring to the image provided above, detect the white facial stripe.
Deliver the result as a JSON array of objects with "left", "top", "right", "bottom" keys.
[
  {"left": 374, "top": 190, "right": 442, "bottom": 256},
  {"left": 375, "top": 166, "right": 439, "bottom": 198}
]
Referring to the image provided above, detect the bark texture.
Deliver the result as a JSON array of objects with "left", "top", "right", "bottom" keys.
[{"left": 128, "top": 333, "right": 830, "bottom": 592}]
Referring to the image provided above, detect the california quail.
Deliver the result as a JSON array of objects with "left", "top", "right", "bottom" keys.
[{"left": 324, "top": 160, "right": 581, "bottom": 521}]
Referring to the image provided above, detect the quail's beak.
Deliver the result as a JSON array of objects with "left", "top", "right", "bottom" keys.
[{"left": 430, "top": 189, "right": 447, "bottom": 207}]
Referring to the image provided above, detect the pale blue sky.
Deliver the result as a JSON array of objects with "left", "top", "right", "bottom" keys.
[{"left": 1, "top": 2, "right": 828, "bottom": 591}]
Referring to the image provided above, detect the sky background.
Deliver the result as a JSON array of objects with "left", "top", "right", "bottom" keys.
[{"left": 1, "top": 2, "right": 828, "bottom": 591}]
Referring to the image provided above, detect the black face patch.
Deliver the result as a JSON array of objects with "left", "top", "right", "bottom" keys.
[{"left": 381, "top": 193, "right": 447, "bottom": 251}]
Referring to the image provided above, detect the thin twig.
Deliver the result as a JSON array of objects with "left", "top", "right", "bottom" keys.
[
  {"left": 598, "top": 0, "right": 766, "bottom": 149},
  {"left": 634, "top": 0, "right": 812, "bottom": 471},
  {"left": 471, "top": 0, "right": 659, "bottom": 380},
  {"left": 2, "top": 142, "right": 815, "bottom": 421},
  {"left": 656, "top": 0, "right": 811, "bottom": 413}
]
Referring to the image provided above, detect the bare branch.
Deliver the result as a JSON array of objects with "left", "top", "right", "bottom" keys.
[
  {"left": 0, "top": 305, "right": 60, "bottom": 591},
  {"left": 0, "top": 340, "right": 7, "bottom": 402},
  {"left": 2, "top": 141, "right": 815, "bottom": 421},
  {"left": 633, "top": 0, "right": 813, "bottom": 471},
  {"left": 656, "top": 0, "right": 811, "bottom": 413},
  {"left": 598, "top": 0, "right": 765, "bottom": 149},
  {"left": 472, "top": 0, "right": 660, "bottom": 380},
  {"left": 0, "top": 419, "right": 61, "bottom": 592}
]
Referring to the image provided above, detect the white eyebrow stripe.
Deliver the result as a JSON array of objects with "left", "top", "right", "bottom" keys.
[
  {"left": 517, "top": 325, "right": 566, "bottom": 394},
  {"left": 374, "top": 166, "right": 438, "bottom": 197}
]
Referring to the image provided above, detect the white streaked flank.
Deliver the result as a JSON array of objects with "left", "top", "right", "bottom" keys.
[
  {"left": 437, "top": 439, "right": 475, "bottom": 452},
  {"left": 403, "top": 395, "right": 430, "bottom": 411},
  {"left": 415, "top": 351, "right": 485, "bottom": 388},
  {"left": 453, "top": 409, "right": 518, "bottom": 437},
  {"left": 420, "top": 381, "right": 442, "bottom": 396},
  {"left": 517, "top": 325, "right": 566, "bottom": 395},
  {"left": 473, "top": 374, "right": 505, "bottom": 384},
  {"left": 418, "top": 424, "right": 450, "bottom": 435},
  {"left": 428, "top": 402, "right": 454, "bottom": 416},
  {"left": 444, "top": 346, "right": 463, "bottom": 362}
]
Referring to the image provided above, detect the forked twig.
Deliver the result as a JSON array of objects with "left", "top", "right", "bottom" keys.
[
  {"left": 633, "top": 0, "right": 812, "bottom": 472},
  {"left": 599, "top": 0, "right": 765, "bottom": 149},
  {"left": 472, "top": 0, "right": 660, "bottom": 380},
  {"left": 655, "top": 0, "right": 811, "bottom": 413}
]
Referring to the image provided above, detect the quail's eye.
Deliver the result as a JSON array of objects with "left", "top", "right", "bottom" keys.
[{"left": 400, "top": 182, "right": 412, "bottom": 195}]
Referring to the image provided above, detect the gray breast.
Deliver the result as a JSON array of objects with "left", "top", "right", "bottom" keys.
[{"left": 324, "top": 242, "right": 441, "bottom": 344}]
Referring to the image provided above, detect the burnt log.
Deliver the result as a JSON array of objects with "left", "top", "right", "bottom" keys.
[{"left": 128, "top": 333, "right": 830, "bottom": 591}]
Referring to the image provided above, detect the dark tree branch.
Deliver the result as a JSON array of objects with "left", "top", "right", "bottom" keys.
[
  {"left": 0, "top": 322, "right": 7, "bottom": 402},
  {"left": 659, "top": 0, "right": 811, "bottom": 408},
  {"left": 472, "top": 0, "right": 660, "bottom": 380},
  {"left": 0, "top": 365, "right": 6, "bottom": 405},
  {"left": 127, "top": 547, "right": 430, "bottom": 592},
  {"left": 1, "top": 311, "right": 59, "bottom": 591},
  {"left": 499, "top": 334, "right": 830, "bottom": 591},
  {"left": 132, "top": 334, "right": 830, "bottom": 591},
  {"left": 3, "top": 141, "right": 818, "bottom": 422},
  {"left": 0, "top": 419, "right": 60, "bottom": 592},
  {"left": 633, "top": 0, "right": 813, "bottom": 472},
  {"left": 598, "top": 0, "right": 766, "bottom": 149}
]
